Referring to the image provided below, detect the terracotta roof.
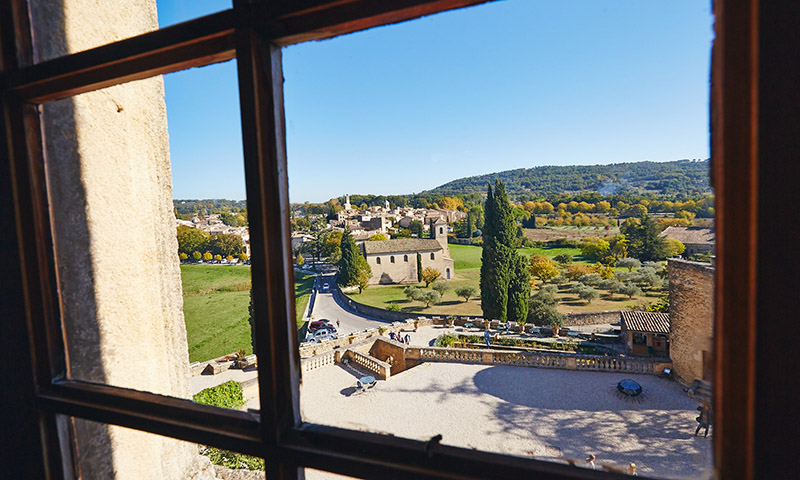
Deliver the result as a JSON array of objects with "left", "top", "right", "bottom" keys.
[
  {"left": 362, "top": 239, "right": 442, "bottom": 255},
  {"left": 620, "top": 310, "right": 670, "bottom": 334},
  {"left": 659, "top": 226, "right": 715, "bottom": 245}
]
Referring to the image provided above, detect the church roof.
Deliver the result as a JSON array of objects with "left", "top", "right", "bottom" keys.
[{"left": 362, "top": 239, "right": 442, "bottom": 255}]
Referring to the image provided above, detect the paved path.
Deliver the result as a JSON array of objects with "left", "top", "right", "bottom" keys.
[{"left": 307, "top": 272, "right": 389, "bottom": 336}]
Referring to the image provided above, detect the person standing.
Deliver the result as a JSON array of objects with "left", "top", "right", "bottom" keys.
[
  {"left": 404, "top": 334, "right": 410, "bottom": 344},
  {"left": 484, "top": 329, "right": 491, "bottom": 347},
  {"left": 695, "top": 403, "right": 712, "bottom": 437},
  {"left": 585, "top": 454, "right": 596, "bottom": 470}
]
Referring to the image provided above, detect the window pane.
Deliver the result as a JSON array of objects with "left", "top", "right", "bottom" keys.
[
  {"left": 28, "top": 0, "right": 231, "bottom": 63},
  {"left": 283, "top": 1, "right": 715, "bottom": 478},
  {"left": 41, "top": 60, "right": 257, "bottom": 411},
  {"left": 62, "top": 417, "right": 264, "bottom": 479}
]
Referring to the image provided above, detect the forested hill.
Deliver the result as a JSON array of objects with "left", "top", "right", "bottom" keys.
[{"left": 427, "top": 159, "right": 710, "bottom": 200}]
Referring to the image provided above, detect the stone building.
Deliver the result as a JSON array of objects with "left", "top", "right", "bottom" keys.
[
  {"left": 362, "top": 224, "right": 454, "bottom": 285},
  {"left": 668, "top": 258, "right": 714, "bottom": 386},
  {"left": 620, "top": 311, "right": 671, "bottom": 357},
  {"left": 660, "top": 226, "right": 715, "bottom": 256}
]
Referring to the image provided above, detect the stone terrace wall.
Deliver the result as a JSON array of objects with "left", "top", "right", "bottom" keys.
[
  {"left": 563, "top": 311, "right": 622, "bottom": 326},
  {"left": 332, "top": 284, "right": 420, "bottom": 321},
  {"left": 668, "top": 259, "right": 714, "bottom": 386}
]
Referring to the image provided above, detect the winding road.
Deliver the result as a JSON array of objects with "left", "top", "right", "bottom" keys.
[{"left": 307, "top": 271, "right": 389, "bottom": 336}]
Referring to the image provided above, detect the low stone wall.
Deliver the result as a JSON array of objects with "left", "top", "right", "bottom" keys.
[
  {"left": 563, "top": 310, "right": 622, "bottom": 326},
  {"left": 298, "top": 318, "right": 434, "bottom": 358},
  {"left": 192, "top": 354, "right": 257, "bottom": 377},
  {"left": 406, "top": 345, "right": 671, "bottom": 375},
  {"left": 333, "top": 284, "right": 420, "bottom": 322}
]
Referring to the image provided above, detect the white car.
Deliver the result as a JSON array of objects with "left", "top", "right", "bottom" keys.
[
  {"left": 321, "top": 283, "right": 330, "bottom": 292},
  {"left": 309, "top": 330, "right": 338, "bottom": 343}
]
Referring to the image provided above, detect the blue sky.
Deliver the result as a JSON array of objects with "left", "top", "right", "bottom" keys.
[{"left": 159, "top": 1, "right": 714, "bottom": 203}]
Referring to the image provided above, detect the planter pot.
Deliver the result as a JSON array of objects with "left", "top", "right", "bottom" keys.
[{"left": 237, "top": 360, "right": 248, "bottom": 369}]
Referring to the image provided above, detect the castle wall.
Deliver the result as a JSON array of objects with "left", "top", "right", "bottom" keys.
[
  {"left": 30, "top": 1, "right": 196, "bottom": 477},
  {"left": 668, "top": 259, "right": 715, "bottom": 386}
]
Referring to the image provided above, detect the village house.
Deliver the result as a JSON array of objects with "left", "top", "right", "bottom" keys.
[
  {"left": 620, "top": 310, "right": 671, "bottom": 357},
  {"left": 660, "top": 226, "right": 715, "bottom": 256},
  {"left": 362, "top": 222, "right": 454, "bottom": 285}
]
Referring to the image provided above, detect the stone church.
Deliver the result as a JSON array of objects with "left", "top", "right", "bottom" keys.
[{"left": 361, "top": 221, "right": 455, "bottom": 285}]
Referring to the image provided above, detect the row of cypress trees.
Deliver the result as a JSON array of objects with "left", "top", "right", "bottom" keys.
[{"left": 480, "top": 180, "right": 531, "bottom": 323}]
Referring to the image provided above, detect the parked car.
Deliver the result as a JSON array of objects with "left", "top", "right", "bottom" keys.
[
  {"left": 308, "top": 319, "right": 333, "bottom": 333},
  {"left": 309, "top": 330, "right": 338, "bottom": 343},
  {"left": 321, "top": 282, "right": 330, "bottom": 292}
]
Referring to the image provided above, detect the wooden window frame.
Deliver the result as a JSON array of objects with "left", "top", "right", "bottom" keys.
[{"left": 3, "top": 0, "right": 798, "bottom": 479}]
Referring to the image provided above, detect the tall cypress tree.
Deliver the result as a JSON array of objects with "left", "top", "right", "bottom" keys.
[
  {"left": 337, "top": 229, "right": 361, "bottom": 286},
  {"left": 507, "top": 252, "right": 530, "bottom": 323},
  {"left": 480, "top": 180, "right": 529, "bottom": 322}
]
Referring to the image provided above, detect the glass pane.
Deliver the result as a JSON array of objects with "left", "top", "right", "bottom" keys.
[
  {"left": 29, "top": 0, "right": 231, "bottom": 63},
  {"left": 283, "top": 1, "right": 715, "bottom": 478},
  {"left": 42, "top": 60, "right": 257, "bottom": 410},
  {"left": 63, "top": 417, "right": 264, "bottom": 479}
]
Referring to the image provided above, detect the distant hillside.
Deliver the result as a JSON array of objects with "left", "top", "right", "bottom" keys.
[{"left": 427, "top": 159, "right": 711, "bottom": 199}]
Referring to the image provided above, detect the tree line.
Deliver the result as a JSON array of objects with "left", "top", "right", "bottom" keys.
[{"left": 176, "top": 226, "right": 246, "bottom": 261}]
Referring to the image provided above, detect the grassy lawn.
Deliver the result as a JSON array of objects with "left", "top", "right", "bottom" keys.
[
  {"left": 294, "top": 272, "right": 315, "bottom": 326},
  {"left": 347, "top": 244, "right": 664, "bottom": 317},
  {"left": 183, "top": 290, "right": 252, "bottom": 363},
  {"left": 180, "top": 265, "right": 315, "bottom": 362}
]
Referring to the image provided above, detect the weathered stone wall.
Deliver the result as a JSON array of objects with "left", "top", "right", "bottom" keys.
[
  {"left": 370, "top": 338, "right": 408, "bottom": 375},
  {"left": 366, "top": 251, "right": 418, "bottom": 284},
  {"left": 563, "top": 310, "right": 622, "bottom": 327},
  {"left": 30, "top": 1, "right": 196, "bottom": 478},
  {"left": 668, "top": 259, "right": 714, "bottom": 386}
]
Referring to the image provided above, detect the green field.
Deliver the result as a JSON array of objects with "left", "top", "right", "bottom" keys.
[
  {"left": 180, "top": 265, "right": 315, "bottom": 362},
  {"left": 346, "top": 244, "right": 663, "bottom": 316}
]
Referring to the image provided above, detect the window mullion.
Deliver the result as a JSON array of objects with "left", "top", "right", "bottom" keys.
[{"left": 235, "top": 23, "right": 301, "bottom": 471}]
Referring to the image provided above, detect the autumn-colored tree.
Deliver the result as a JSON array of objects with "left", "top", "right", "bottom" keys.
[
  {"left": 192, "top": 251, "right": 202, "bottom": 261},
  {"left": 239, "top": 253, "right": 249, "bottom": 262},
  {"left": 295, "top": 253, "right": 305, "bottom": 266},
  {"left": 214, "top": 254, "right": 223, "bottom": 261},
  {"left": 663, "top": 238, "right": 686, "bottom": 258},
  {"left": 580, "top": 237, "right": 610, "bottom": 262},
  {"left": 225, "top": 255, "right": 234, "bottom": 262},
  {"left": 203, "top": 252, "right": 213, "bottom": 261},
  {"left": 367, "top": 233, "right": 389, "bottom": 241},
  {"left": 179, "top": 252, "right": 188, "bottom": 261},
  {"left": 421, "top": 267, "right": 441, "bottom": 287},
  {"left": 439, "top": 196, "right": 464, "bottom": 210},
  {"left": 529, "top": 255, "right": 560, "bottom": 283},
  {"left": 564, "top": 264, "right": 595, "bottom": 281}
]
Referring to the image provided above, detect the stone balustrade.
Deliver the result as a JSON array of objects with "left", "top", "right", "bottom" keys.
[
  {"left": 301, "top": 350, "right": 336, "bottom": 373},
  {"left": 407, "top": 346, "right": 670, "bottom": 375},
  {"left": 346, "top": 349, "right": 391, "bottom": 380}
]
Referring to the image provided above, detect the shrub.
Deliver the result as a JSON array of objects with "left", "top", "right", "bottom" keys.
[
  {"left": 553, "top": 253, "right": 572, "bottom": 265},
  {"left": 421, "top": 290, "right": 441, "bottom": 307},
  {"left": 454, "top": 286, "right": 478, "bottom": 302},
  {"left": 432, "top": 281, "right": 450, "bottom": 295},
  {"left": 193, "top": 380, "right": 244, "bottom": 409},
  {"left": 617, "top": 257, "right": 641, "bottom": 271},
  {"left": 385, "top": 304, "right": 401, "bottom": 312},
  {"left": 619, "top": 282, "right": 643, "bottom": 298},
  {"left": 193, "top": 379, "right": 263, "bottom": 471}
]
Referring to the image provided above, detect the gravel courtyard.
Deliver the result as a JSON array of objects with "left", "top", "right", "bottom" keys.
[{"left": 300, "top": 362, "right": 712, "bottom": 479}]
